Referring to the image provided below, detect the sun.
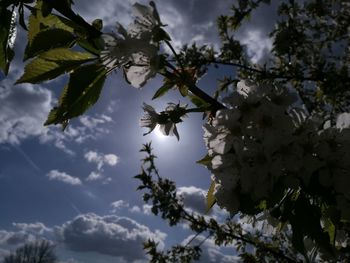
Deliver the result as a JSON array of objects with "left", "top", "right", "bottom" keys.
[{"left": 154, "top": 126, "right": 167, "bottom": 139}]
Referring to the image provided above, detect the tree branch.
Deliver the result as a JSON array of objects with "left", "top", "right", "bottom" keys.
[{"left": 208, "top": 59, "right": 319, "bottom": 82}]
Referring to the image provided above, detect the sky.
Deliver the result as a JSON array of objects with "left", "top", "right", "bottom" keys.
[{"left": 0, "top": 0, "right": 276, "bottom": 262}]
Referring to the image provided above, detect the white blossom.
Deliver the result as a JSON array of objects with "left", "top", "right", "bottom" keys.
[
  {"left": 128, "top": 1, "right": 164, "bottom": 44},
  {"left": 140, "top": 103, "right": 160, "bottom": 135},
  {"left": 99, "top": 2, "right": 165, "bottom": 88},
  {"left": 140, "top": 103, "right": 186, "bottom": 140},
  {"left": 158, "top": 121, "right": 180, "bottom": 140},
  {"left": 202, "top": 80, "right": 350, "bottom": 214},
  {"left": 336, "top": 112, "right": 350, "bottom": 130}
]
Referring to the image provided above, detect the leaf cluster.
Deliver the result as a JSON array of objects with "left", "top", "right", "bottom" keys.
[{"left": 3, "top": 0, "right": 108, "bottom": 128}]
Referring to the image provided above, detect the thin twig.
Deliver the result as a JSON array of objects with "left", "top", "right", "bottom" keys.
[{"left": 164, "top": 40, "right": 185, "bottom": 72}]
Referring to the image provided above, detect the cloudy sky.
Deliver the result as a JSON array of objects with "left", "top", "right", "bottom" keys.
[{"left": 0, "top": 0, "right": 275, "bottom": 262}]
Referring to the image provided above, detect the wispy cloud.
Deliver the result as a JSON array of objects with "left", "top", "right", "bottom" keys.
[{"left": 46, "top": 170, "right": 82, "bottom": 186}]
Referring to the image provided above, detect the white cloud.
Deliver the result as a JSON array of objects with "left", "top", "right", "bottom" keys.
[
  {"left": 79, "top": 114, "right": 112, "bottom": 131},
  {"left": 86, "top": 171, "right": 103, "bottom": 181},
  {"left": 0, "top": 78, "right": 53, "bottom": 145},
  {"left": 0, "top": 222, "right": 53, "bottom": 249},
  {"left": 110, "top": 201, "right": 142, "bottom": 214},
  {"left": 58, "top": 213, "right": 167, "bottom": 261},
  {"left": 177, "top": 186, "right": 229, "bottom": 220},
  {"left": 110, "top": 200, "right": 129, "bottom": 212},
  {"left": 75, "top": 0, "right": 133, "bottom": 28},
  {"left": 84, "top": 151, "right": 119, "bottom": 170},
  {"left": 73, "top": 0, "right": 232, "bottom": 51},
  {"left": 46, "top": 170, "right": 82, "bottom": 186},
  {"left": 239, "top": 30, "right": 273, "bottom": 64},
  {"left": 84, "top": 151, "right": 119, "bottom": 183},
  {"left": 0, "top": 230, "right": 35, "bottom": 245},
  {"left": 0, "top": 71, "right": 113, "bottom": 155},
  {"left": 104, "top": 154, "right": 119, "bottom": 166},
  {"left": 336, "top": 113, "right": 350, "bottom": 130},
  {"left": 12, "top": 222, "right": 51, "bottom": 235},
  {"left": 177, "top": 186, "right": 206, "bottom": 213},
  {"left": 129, "top": 206, "right": 141, "bottom": 213},
  {"left": 142, "top": 204, "right": 152, "bottom": 215}
]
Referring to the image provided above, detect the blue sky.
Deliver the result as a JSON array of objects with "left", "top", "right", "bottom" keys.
[{"left": 0, "top": 1, "right": 275, "bottom": 262}]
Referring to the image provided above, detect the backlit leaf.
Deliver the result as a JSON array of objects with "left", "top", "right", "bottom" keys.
[
  {"left": 206, "top": 180, "right": 216, "bottom": 213},
  {"left": 0, "top": 8, "right": 16, "bottom": 75},
  {"left": 26, "top": 0, "right": 78, "bottom": 47},
  {"left": 24, "top": 28, "right": 76, "bottom": 60},
  {"left": 196, "top": 154, "right": 213, "bottom": 167},
  {"left": 152, "top": 81, "right": 173, "bottom": 100},
  {"left": 45, "top": 64, "right": 107, "bottom": 126},
  {"left": 17, "top": 48, "right": 95, "bottom": 84}
]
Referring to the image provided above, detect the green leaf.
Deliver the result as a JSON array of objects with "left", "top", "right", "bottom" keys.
[
  {"left": 196, "top": 154, "right": 213, "bottom": 167},
  {"left": 40, "top": 48, "right": 94, "bottom": 61},
  {"left": 26, "top": 0, "right": 78, "bottom": 47},
  {"left": 16, "top": 48, "right": 95, "bottom": 84},
  {"left": 0, "top": 8, "right": 16, "bottom": 75},
  {"left": 152, "top": 81, "right": 173, "bottom": 100},
  {"left": 206, "top": 180, "right": 216, "bottom": 213},
  {"left": 45, "top": 64, "right": 107, "bottom": 126},
  {"left": 77, "top": 38, "right": 104, "bottom": 56},
  {"left": 24, "top": 28, "right": 76, "bottom": 60},
  {"left": 323, "top": 218, "right": 335, "bottom": 245},
  {"left": 178, "top": 85, "right": 188, "bottom": 97},
  {"left": 256, "top": 200, "right": 267, "bottom": 210}
]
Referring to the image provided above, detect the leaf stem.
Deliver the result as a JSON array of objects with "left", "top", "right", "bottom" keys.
[{"left": 42, "top": 0, "right": 101, "bottom": 38}]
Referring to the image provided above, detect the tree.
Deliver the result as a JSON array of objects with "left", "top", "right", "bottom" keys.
[
  {"left": 0, "top": 0, "right": 349, "bottom": 262},
  {"left": 3, "top": 240, "right": 57, "bottom": 263}
]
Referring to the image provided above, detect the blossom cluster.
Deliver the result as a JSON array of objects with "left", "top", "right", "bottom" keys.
[
  {"left": 203, "top": 80, "right": 350, "bottom": 222},
  {"left": 100, "top": 2, "right": 167, "bottom": 88}
]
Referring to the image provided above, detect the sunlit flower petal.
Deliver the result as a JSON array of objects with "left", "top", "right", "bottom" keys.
[
  {"left": 99, "top": 2, "right": 164, "bottom": 88},
  {"left": 159, "top": 122, "right": 179, "bottom": 140},
  {"left": 129, "top": 1, "right": 163, "bottom": 43},
  {"left": 140, "top": 103, "right": 159, "bottom": 135}
]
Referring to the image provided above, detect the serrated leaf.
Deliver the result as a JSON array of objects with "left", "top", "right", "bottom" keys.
[
  {"left": 16, "top": 58, "right": 73, "bottom": 84},
  {"left": 0, "top": 8, "right": 16, "bottom": 75},
  {"left": 17, "top": 48, "right": 94, "bottom": 84},
  {"left": 206, "top": 180, "right": 216, "bottom": 213},
  {"left": 24, "top": 28, "right": 76, "bottom": 60},
  {"left": 40, "top": 48, "right": 94, "bottom": 61},
  {"left": 152, "top": 82, "right": 173, "bottom": 100},
  {"left": 196, "top": 154, "right": 213, "bottom": 167},
  {"left": 45, "top": 64, "right": 107, "bottom": 126},
  {"left": 26, "top": 0, "right": 78, "bottom": 47},
  {"left": 77, "top": 38, "right": 103, "bottom": 56}
]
